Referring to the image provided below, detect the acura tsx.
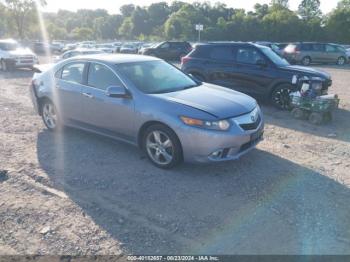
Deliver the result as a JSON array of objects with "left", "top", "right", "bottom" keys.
[{"left": 30, "top": 54, "right": 264, "bottom": 169}]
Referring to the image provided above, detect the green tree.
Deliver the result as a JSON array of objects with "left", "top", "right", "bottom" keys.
[
  {"left": 326, "top": 7, "right": 350, "bottom": 43},
  {"left": 71, "top": 27, "right": 93, "bottom": 40},
  {"left": 4, "top": 0, "right": 46, "bottom": 39},
  {"left": 119, "top": 17, "right": 133, "bottom": 39},
  {"left": 120, "top": 4, "right": 135, "bottom": 17},
  {"left": 298, "top": 0, "right": 322, "bottom": 21}
]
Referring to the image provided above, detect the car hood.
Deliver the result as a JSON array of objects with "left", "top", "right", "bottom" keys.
[
  {"left": 156, "top": 83, "right": 257, "bottom": 119},
  {"left": 9, "top": 48, "right": 35, "bottom": 56},
  {"left": 281, "top": 65, "right": 331, "bottom": 79}
]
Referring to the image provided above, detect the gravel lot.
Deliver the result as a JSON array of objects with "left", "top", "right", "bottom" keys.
[{"left": 0, "top": 60, "right": 350, "bottom": 256}]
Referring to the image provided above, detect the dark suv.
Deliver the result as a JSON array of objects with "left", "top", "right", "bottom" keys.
[
  {"left": 141, "top": 41, "right": 192, "bottom": 60},
  {"left": 181, "top": 43, "right": 332, "bottom": 109},
  {"left": 283, "top": 42, "right": 348, "bottom": 66}
]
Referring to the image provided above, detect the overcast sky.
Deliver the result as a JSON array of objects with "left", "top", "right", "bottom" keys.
[{"left": 44, "top": 0, "right": 340, "bottom": 14}]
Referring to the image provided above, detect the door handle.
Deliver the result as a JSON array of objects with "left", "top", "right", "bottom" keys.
[{"left": 82, "top": 92, "right": 94, "bottom": 99}]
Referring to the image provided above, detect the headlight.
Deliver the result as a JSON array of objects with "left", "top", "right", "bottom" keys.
[{"left": 180, "top": 116, "right": 230, "bottom": 131}]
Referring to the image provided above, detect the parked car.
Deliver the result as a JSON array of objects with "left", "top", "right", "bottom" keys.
[
  {"left": 119, "top": 44, "right": 138, "bottom": 54},
  {"left": 95, "top": 44, "right": 115, "bottom": 53},
  {"left": 141, "top": 41, "right": 192, "bottom": 60},
  {"left": 61, "top": 43, "right": 78, "bottom": 53},
  {"left": 112, "top": 42, "right": 122, "bottom": 53},
  {"left": 30, "top": 54, "right": 263, "bottom": 169},
  {"left": 0, "top": 39, "right": 38, "bottom": 71},
  {"left": 255, "top": 41, "right": 283, "bottom": 56},
  {"left": 181, "top": 42, "right": 332, "bottom": 109},
  {"left": 138, "top": 43, "right": 156, "bottom": 54},
  {"left": 283, "top": 42, "right": 348, "bottom": 66},
  {"left": 54, "top": 49, "right": 105, "bottom": 62},
  {"left": 51, "top": 42, "right": 65, "bottom": 53}
]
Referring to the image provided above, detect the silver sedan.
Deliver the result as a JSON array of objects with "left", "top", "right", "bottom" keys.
[{"left": 30, "top": 54, "right": 264, "bottom": 169}]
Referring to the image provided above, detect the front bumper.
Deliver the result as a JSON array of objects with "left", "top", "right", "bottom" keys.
[
  {"left": 5, "top": 57, "right": 37, "bottom": 68},
  {"left": 178, "top": 117, "right": 264, "bottom": 163}
]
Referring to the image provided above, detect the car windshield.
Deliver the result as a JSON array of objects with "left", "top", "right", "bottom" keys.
[
  {"left": 0, "top": 42, "right": 19, "bottom": 51},
  {"left": 117, "top": 60, "right": 199, "bottom": 94},
  {"left": 261, "top": 47, "right": 289, "bottom": 66}
]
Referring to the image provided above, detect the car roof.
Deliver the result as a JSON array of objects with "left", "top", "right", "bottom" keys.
[
  {"left": 72, "top": 54, "right": 161, "bottom": 64},
  {"left": 195, "top": 42, "right": 261, "bottom": 48}
]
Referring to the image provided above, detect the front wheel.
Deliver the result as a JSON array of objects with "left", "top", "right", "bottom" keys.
[
  {"left": 271, "top": 85, "right": 293, "bottom": 110},
  {"left": 142, "top": 124, "right": 183, "bottom": 169},
  {"left": 309, "top": 112, "right": 323, "bottom": 125},
  {"left": 41, "top": 100, "right": 61, "bottom": 131},
  {"left": 337, "top": 56, "right": 346, "bottom": 66}
]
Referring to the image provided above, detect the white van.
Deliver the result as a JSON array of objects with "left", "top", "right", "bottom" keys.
[{"left": 0, "top": 39, "right": 38, "bottom": 71}]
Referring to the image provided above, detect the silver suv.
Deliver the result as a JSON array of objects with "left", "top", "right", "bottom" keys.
[{"left": 283, "top": 42, "right": 348, "bottom": 66}]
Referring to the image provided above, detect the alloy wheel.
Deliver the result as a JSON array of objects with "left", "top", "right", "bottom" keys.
[
  {"left": 42, "top": 102, "right": 57, "bottom": 129},
  {"left": 272, "top": 86, "right": 292, "bottom": 110},
  {"left": 146, "top": 130, "right": 174, "bottom": 166},
  {"left": 337, "top": 57, "right": 345, "bottom": 66}
]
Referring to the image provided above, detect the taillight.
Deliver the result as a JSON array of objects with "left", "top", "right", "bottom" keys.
[{"left": 181, "top": 56, "right": 191, "bottom": 65}]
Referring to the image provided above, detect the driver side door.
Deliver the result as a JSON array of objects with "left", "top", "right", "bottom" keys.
[
  {"left": 233, "top": 46, "right": 275, "bottom": 97},
  {"left": 80, "top": 62, "right": 135, "bottom": 142}
]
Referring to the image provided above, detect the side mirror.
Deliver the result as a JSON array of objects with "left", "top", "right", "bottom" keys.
[
  {"left": 256, "top": 59, "right": 267, "bottom": 67},
  {"left": 106, "top": 86, "right": 131, "bottom": 99}
]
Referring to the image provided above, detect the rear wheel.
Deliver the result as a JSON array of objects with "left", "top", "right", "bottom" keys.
[
  {"left": 291, "top": 108, "right": 306, "bottom": 119},
  {"left": 41, "top": 100, "right": 61, "bottom": 131},
  {"left": 337, "top": 56, "right": 346, "bottom": 66},
  {"left": 142, "top": 124, "right": 183, "bottom": 169},
  {"left": 301, "top": 56, "right": 311, "bottom": 66},
  {"left": 271, "top": 84, "right": 293, "bottom": 110}
]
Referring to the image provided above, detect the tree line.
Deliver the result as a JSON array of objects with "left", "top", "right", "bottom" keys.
[{"left": 1, "top": 0, "right": 350, "bottom": 44}]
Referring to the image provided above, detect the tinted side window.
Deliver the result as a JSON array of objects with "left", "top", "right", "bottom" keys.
[
  {"left": 313, "top": 44, "right": 325, "bottom": 52},
  {"left": 210, "top": 47, "right": 235, "bottom": 61},
  {"left": 160, "top": 43, "right": 170, "bottom": 49},
  {"left": 191, "top": 46, "right": 210, "bottom": 58},
  {"left": 326, "top": 45, "right": 337, "bottom": 52},
  {"left": 87, "top": 63, "right": 122, "bottom": 91},
  {"left": 61, "top": 63, "right": 85, "bottom": 84},
  {"left": 236, "top": 47, "right": 264, "bottom": 64},
  {"left": 301, "top": 44, "right": 313, "bottom": 51}
]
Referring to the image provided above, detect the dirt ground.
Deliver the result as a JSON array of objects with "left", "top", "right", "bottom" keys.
[{"left": 0, "top": 61, "right": 350, "bottom": 256}]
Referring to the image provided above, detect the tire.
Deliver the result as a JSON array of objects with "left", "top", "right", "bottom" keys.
[
  {"left": 41, "top": 99, "right": 61, "bottom": 132},
  {"left": 271, "top": 84, "right": 293, "bottom": 110},
  {"left": 142, "top": 124, "right": 183, "bottom": 169},
  {"left": 291, "top": 108, "right": 306, "bottom": 119},
  {"left": 301, "top": 56, "right": 311, "bottom": 66},
  {"left": 336, "top": 56, "right": 346, "bottom": 66},
  {"left": 309, "top": 112, "right": 323, "bottom": 125},
  {"left": 0, "top": 59, "right": 7, "bottom": 71}
]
